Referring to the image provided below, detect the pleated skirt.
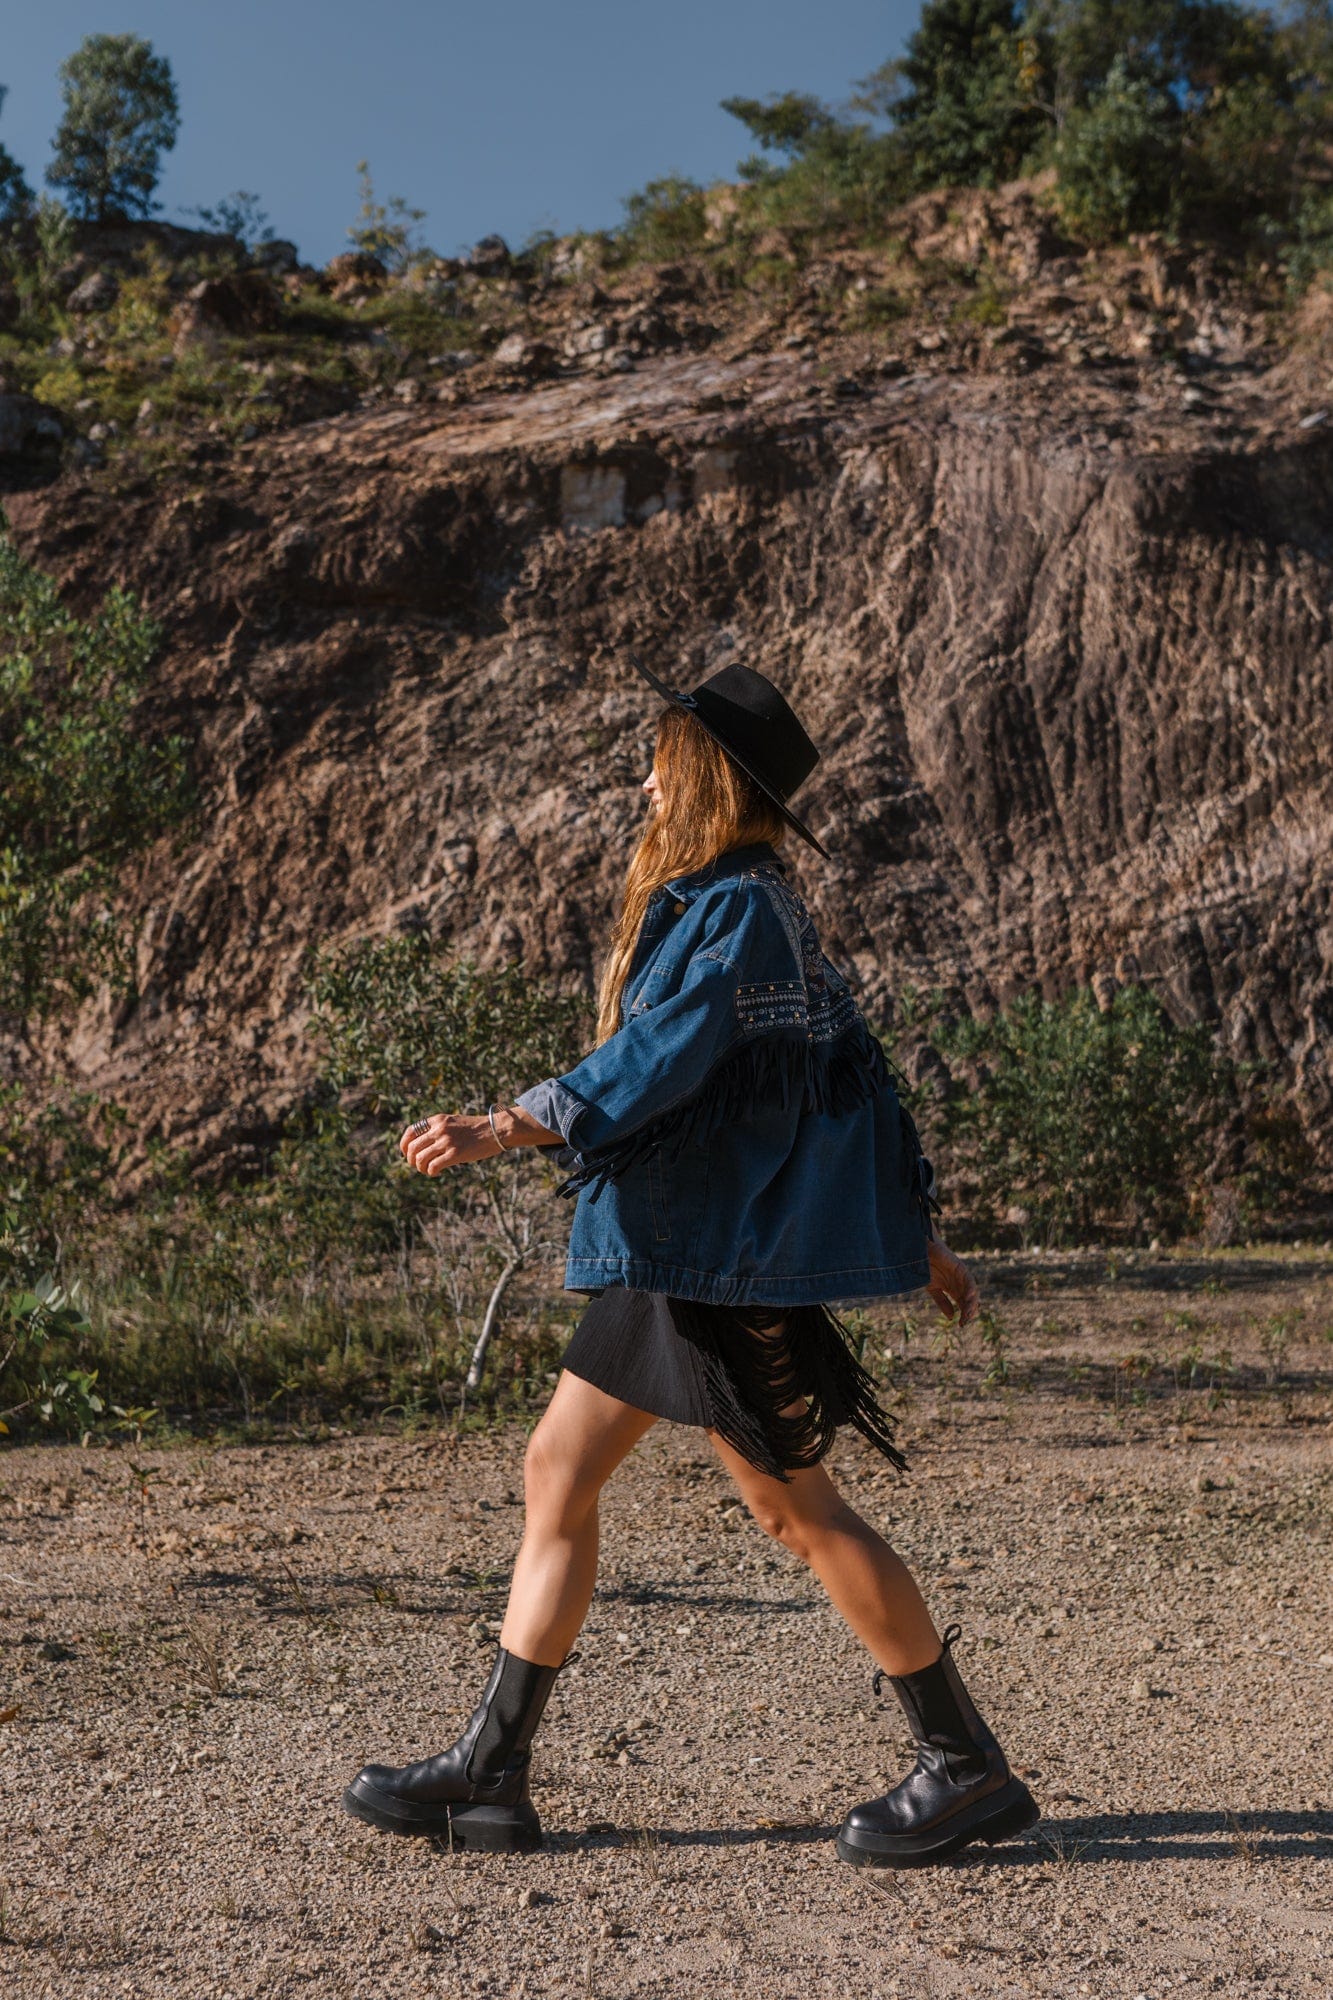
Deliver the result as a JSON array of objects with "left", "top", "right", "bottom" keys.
[{"left": 558, "top": 1286, "right": 909, "bottom": 1484}]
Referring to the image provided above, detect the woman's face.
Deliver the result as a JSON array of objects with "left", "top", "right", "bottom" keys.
[{"left": 642, "top": 762, "right": 662, "bottom": 813}]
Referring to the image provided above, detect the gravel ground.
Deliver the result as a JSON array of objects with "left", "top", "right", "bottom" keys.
[{"left": 3, "top": 1249, "right": 1331, "bottom": 1999}]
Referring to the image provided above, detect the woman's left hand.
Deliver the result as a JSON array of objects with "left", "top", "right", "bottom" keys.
[
  {"left": 400, "top": 1113, "right": 498, "bottom": 1175},
  {"left": 925, "top": 1237, "right": 980, "bottom": 1325}
]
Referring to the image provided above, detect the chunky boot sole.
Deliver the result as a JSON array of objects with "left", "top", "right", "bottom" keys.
[
  {"left": 835, "top": 1777, "right": 1040, "bottom": 1869},
  {"left": 342, "top": 1780, "right": 543, "bottom": 1852}
]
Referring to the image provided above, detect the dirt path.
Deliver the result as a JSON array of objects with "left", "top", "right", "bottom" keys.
[{"left": 3, "top": 1250, "right": 1331, "bottom": 1998}]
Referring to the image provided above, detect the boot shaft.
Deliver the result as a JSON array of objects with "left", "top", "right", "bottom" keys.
[
  {"left": 875, "top": 1625, "right": 1003, "bottom": 1780},
  {"left": 463, "top": 1645, "right": 577, "bottom": 1788}
]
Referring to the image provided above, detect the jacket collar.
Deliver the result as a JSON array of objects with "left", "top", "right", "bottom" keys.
[{"left": 664, "top": 840, "right": 788, "bottom": 898}]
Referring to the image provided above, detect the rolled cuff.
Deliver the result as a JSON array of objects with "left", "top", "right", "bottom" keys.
[{"left": 513, "top": 1079, "right": 584, "bottom": 1171}]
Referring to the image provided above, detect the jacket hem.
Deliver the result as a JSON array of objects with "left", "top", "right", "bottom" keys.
[{"left": 560, "top": 1254, "right": 932, "bottom": 1307}]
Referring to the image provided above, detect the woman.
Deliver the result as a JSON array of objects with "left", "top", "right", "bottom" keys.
[{"left": 343, "top": 656, "right": 1040, "bottom": 1867}]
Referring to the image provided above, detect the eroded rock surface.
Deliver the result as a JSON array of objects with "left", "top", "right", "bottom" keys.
[{"left": 4, "top": 324, "right": 1331, "bottom": 1185}]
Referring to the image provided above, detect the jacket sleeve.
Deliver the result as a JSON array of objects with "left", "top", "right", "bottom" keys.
[{"left": 513, "top": 882, "right": 784, "bottom": 1163}]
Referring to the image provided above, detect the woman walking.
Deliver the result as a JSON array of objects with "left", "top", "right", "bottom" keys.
[{"left": 343, "top": 656, "right": 1040, "bottom": 1867}]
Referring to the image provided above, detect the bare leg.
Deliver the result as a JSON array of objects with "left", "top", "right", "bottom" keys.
[
  {"left": 706, "top": 1316, "right": 941, "bottom": 1677},
  {"left": 498, "top": 1370, "right": 659, "bottom": 1667}
]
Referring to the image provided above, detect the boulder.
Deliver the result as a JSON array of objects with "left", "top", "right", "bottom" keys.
[
  {"left": 66, "top": 268, "right": 120, "bottom": 314},
  {"left": 324, "top": 251, "right": 388, "bottom": 300},
  {"left": 167, "top": 272, "right": 285, "bottom": 358},
  {"left": 491, "top": 332, "right": 556, "bottom": 374}
]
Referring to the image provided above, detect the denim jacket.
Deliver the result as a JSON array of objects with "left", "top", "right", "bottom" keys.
[{"left": 514, "top": 839, "right": 939, "bottom": 1307}]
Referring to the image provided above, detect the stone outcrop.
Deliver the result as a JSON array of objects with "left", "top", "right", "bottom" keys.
[{"left": 2, "top": 265, "right": 1331, "bottom": 1192}]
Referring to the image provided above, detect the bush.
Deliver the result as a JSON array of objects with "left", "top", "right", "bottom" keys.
[
  {"left": 0, "top": 935, "right": 599, "bottom": 1435},
  {"left": 0, "top": 523, "right": 194, "bottom": 1020},
  {"left": 346, "top": 159, "right": 431, "bottom": 274},
  {"left": 617, "top": 175, "right": 709, "bottom": 260},
  {"left": 933, "top": 982, "right": 1243, "bottom": 1245},
  {"left": 1053, "top": 55, "right": 1183, "bottom": 241},
  {"left": 887, "top": 0, "right": 1049, "bottom": 189}
]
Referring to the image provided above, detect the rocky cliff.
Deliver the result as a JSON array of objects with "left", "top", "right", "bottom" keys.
[{"left": 4, "top": 196, "right": 1332, "bottom": 1188}]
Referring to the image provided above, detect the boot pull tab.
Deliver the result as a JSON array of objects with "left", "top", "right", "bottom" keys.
[
  {"left": 940, "top": 1622, "right": 963, "bottom": 1655},
  {"left": 559, "top": 1647, "right": 582, "bottom": 1671},
  {"left": 871, "top": 1666, "right": 887, "bottom": 1698}
]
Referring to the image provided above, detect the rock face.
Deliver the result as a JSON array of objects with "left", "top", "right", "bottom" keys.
[{"left": 3, "top": 336, "right": 1331, "bottom": 1187}]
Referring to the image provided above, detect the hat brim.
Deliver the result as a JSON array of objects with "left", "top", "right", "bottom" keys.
[{"left": 627, "top": 653, "right": 831, "bottom": 861}]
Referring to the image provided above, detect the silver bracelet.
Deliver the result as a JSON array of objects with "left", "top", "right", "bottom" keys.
[{"left": 487, "top": 1104, "right": 510, "bottom": 1152}]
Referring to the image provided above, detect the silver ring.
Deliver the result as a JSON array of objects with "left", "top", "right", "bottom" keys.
[{"left": 410, "top": 1118, "right": 432, "bottom": 1136}]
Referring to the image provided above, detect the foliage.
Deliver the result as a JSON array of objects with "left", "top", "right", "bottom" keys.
[
  {"left": 0, "top": 81, "right": 33, "bottom": 230},
  {"left": 871, "top": 0, "right": 1049, "bottom": 188},
  {"left": 306, "top": 929, "right": 592, "bottom": 1125},
  {"left": 3, "top": 194, "right": 78, "bottom": 318},
  {"left": 618, "top": 176, "right": 709, "bottom": 259},
  {"left": 346, "top": 159, "right": 430, "bottom": 273},
  {"left": 0, "top": 523, "right": 194, "bottom": 1019},
  {"left": 1052, "top": 55, "right": 1183, "bottom": 239},
  {"left": 178, "top": 189, "right": 276, "bottom": 252},
  {"left": 0, "top": 936, "right": 596, "bottom": 1436},
  {"left": 1280, "top": 184, "right": 1333, "bottom": 291},
  {"left": 721, "top": 90, "right": 910, "bottom": 237},
  {"left": 715, "top": 0, "right": 1333, "bottom": 256},
  {"left": 931, "top": 982, "right": 1246, "bottom": 1244},
  {"left": 47, "top": 33, "right": 180, "bottom": 223}
]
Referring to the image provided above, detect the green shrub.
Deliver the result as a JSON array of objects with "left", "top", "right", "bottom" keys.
[
  {"left": 933, "top": 982, "right": 1243, "bottom": 1245},
  {"left": 346, "top": 158, "right": 431, "bottom": 273},
  {"left": 1280, "top": 186, "right": 1333, "bottom": 295},
  {"left": 0, "top": 523, "right": 193, "bottom": 1019},
  {"left": 0, "top": 936, "right": 597, "bottom": 1435},
  {"left": 617, "top": 175, "right": 709, "bottom": 261},
  {"left": 1053, "top": 56, "right": 1183, "bottom": 242}
]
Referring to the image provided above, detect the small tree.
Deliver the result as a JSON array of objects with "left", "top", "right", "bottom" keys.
[
  {"left": 876, "top": 0, "right": 1049, "bottom": 187},
  {"left": 47, "top": 33, "right": 180, "bottom": 224},
  {"left": 1053, "top": 53, "right": 1182, "bottom": 240},
  {"left": 306, "top": 932, "right": 592, "bottom": 1394},
  {"left": 0, "top": 522, "right": 193, "bottom": 1021},
  {"left": 0, "top": 81, "right": 34, "bottom": 230},
  {"left": 178, "top": 189, "right": 276, "bottom": 252},
  {"left": 346, "top": 159, "right": 429, "bottom": 273}
]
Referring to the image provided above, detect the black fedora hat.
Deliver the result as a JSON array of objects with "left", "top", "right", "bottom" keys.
[{"left": 628, "top": 654, "right": 831, "bottom": 860}]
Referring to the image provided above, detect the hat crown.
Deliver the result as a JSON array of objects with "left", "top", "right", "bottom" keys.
[
  {"left": 687, "top": 662, "right": 820, "bottom": 802},
  {"left": 626, "top": 650, "right": 830, "bottom": 858}
]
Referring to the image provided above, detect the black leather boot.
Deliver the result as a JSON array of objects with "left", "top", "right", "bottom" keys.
[
  {"left": 836, "top": 1623, "right": 1040, "bottom": 1868},
  {"left": 343, "top": 1642, "right": 580, "bottom": 1851}
]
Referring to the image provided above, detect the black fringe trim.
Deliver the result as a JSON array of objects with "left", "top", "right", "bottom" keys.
[
  {"left": 668, "top": 1296, "right": 910, "bottom": 1485},
  {"left": 554, "top": 1017, "right": 907, "bottom": 1206}
]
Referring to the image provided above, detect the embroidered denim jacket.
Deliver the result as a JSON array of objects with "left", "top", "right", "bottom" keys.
[{"left": 514, "top": 839, "right": 939, "bottom": 1307}]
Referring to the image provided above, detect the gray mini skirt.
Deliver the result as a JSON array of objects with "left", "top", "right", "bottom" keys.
[{"left": 558, "top": 1286, "right": 908, "bottom": 1484}]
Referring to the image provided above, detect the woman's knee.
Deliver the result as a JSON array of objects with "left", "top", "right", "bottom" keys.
[
  {"left": 523, "top": 1413, "right": 602, "bottom": 1527},
  {"left": 745, "top": 1478, "right": 860, "bottom": 1562}
]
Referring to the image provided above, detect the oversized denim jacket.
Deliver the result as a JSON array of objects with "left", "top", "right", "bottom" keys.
[{"left": 514, "top": 839, "right": 939, "bottom": 1307}]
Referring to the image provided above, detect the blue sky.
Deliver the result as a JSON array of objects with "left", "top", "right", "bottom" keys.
[{"left": 5, "top": 4, "right": 918, "bottom": 266}]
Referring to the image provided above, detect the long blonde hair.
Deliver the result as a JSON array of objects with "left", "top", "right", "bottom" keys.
[{"left": 593, "top": 703, "right": 790, "bottom": 1045}]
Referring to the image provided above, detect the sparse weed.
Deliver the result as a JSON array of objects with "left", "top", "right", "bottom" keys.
[
  {"left": 179, "top": 1612, "right": 226, "bottom": 1696},
  {"left": 627, "top": 1819, "right": 664, "bottom": 1879}
]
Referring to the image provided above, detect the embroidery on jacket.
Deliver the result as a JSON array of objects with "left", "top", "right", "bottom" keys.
[{"left": 554, "top": 862, "right": 942, "bottom": 1237}]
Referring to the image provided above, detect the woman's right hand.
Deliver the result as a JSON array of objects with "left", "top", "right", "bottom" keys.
[
  {"left": 400, "top": 1113, "right": 499, "bottom": 1176},
  {"left": 925, "top": 1236, "right": 980, "bottom": 1325}
]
